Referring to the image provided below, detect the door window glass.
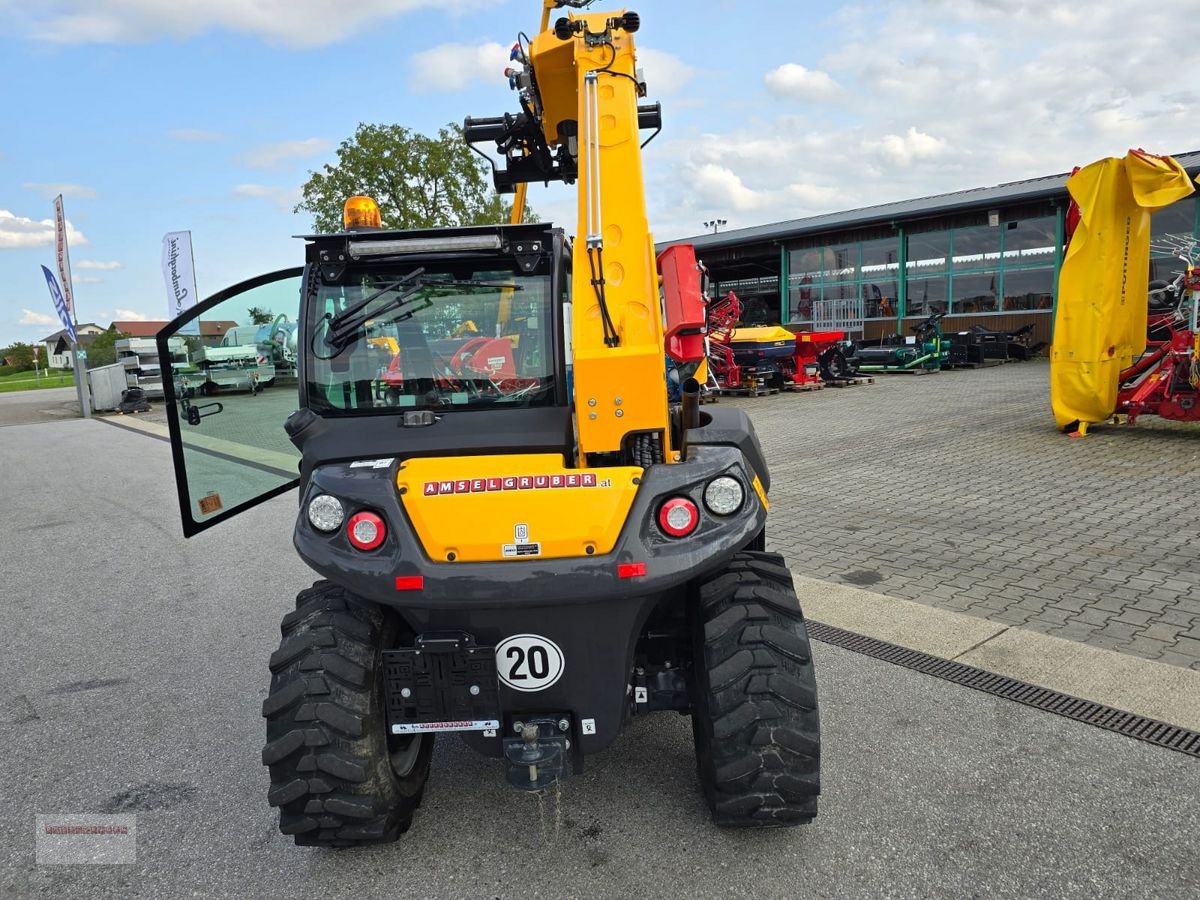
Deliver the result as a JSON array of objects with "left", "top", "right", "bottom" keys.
[{"left": 165, "top": 273, "right": 303, "bottom": 530}]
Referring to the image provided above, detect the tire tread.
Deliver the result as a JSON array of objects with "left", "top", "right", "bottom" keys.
[
  {"left": 262, "top": 580, "right": 433, "bottom": 847},
  {"left": 691, "top": 552, "right": 821, "bottom": 827}
]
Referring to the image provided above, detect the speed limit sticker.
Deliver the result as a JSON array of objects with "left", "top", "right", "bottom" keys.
[{"left": 495, "top": 634, "right": 565, "bottom": 692}]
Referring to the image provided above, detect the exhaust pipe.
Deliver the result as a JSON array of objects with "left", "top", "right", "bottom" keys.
[{"left": 679, "top": 377, "right": 700, "bottom": 461}]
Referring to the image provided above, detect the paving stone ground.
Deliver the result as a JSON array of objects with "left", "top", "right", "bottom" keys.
[{"left": 730, "top": 360, "right": 1200, "bottom": 671}]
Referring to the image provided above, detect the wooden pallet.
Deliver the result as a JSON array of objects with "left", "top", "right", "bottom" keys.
[
  {"left": 722, "top": 385, "right": 780, "bottom": 397},
  {"left": 783, "top": 381, "right": 824, "bottom": 392},
  {"left": 948, "top": 359, "right": 1004, "bottom": 369},
  {"left": 825, "top": 375, "right": 875, "bottom": 387}
]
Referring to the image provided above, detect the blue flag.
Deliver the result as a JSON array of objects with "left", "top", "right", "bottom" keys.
[{"left": 41, "top": 265, "right": 77, "bottom": 344}]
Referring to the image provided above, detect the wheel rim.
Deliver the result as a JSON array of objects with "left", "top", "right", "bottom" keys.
[{"left": 389, "top": 734, "right": 424, "bottom": 778}]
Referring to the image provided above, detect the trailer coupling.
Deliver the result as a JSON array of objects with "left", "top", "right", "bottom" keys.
[{"left": 504, "top": 716, "right": 571, "bottom": 791}]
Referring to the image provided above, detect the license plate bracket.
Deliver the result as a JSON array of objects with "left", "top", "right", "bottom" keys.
[{"left": 382, "top": 633, "right": 500, "bottom": 735}]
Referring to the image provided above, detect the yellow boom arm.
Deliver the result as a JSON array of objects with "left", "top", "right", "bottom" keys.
[
  {"left": 468, "top": 6, "right": 670, "bottom": 466},
  {"left": 530, "top": 9, "right": 665, "bottom": 461}
]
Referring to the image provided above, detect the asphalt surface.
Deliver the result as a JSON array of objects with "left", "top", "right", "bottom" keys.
[
  {"left": 2, "top": 418, "right": 1198, "bottom": 899},
  {"left": 0, "top": 386, "right": 81, "bottom": 427}
]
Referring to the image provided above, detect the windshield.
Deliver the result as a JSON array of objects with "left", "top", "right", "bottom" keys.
[{"left": 306, "top": 264, "right": 556, "bottom": 415}]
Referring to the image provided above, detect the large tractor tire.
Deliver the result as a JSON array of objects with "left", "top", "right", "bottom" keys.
[
  {"left": 262, "top": 581, "right": 434, "bottom": 847},
  {"left": 690, "top": 551, "right": 820, "bottom": 826}
]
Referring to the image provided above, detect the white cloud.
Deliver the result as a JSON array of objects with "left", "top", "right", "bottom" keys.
[
  {"left": 76, "top": 259, "right": 121, "bottom": 270},
  {"left": 23, "top": 182, "right": 97, "bottom": 200},
  {"left": 874, "top": 127, "right": 949, "bottom": 167},
  {"left": 637, "top": 47, "right": 696, "bottom": 96},
  {"left": 764, "top": 63, "right": 841, "bottom": 101},
  {"left": 233, "top": 184, "right": 301, "bottom": 212},
  {"left": 113, "top": 308, "right": 153, "bottom": 321},
  {"left": 0, "top": 209, "right": 87, "bottom": 250},
  {"left": 19, "top": 309, "right": 56, "bottom": 326},
  {"left": 689, "top": 163, "right": 774, "bottom": 213},
  {"left": 19, "top": 0, "right": 469, "bottom": 48},
  {"left": 168, "top": 128, "right": 226, "bottom": 142},
  {"left": 646, "top": 0, "right": 1200, "bottom": 241},
  {"left": 239, "top": 138, "right": 331, "bottom": 169},
  {"left": 409, "top": 41, "right": 510, "bottom": 92}
]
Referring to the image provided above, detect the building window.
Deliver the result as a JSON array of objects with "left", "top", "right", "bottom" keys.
[
  {"left": 1149, "top": 198, "right": 1197, "bottom": 284},
  {"left": 951, "top": 225, "right": 1001, "bottom": 271},
  {"left": 788, "top": 238, "right": 900, "bottom": 324},
  {"left": 821, "top": 245, "right": 857, "bottom": 281},
  {"left": 906, "top": 231, "right": 950, "bottom": 274},
  {"left": 1002, "top": 216, "right": 1056, "bottom": 264},
  {"left": 908, "top": 220, "right": 1063, "bottom": 315},
  {"left": 823, "top": 281, "right": 858, "bottom": 301},
  {"left": 862, "top": 279, "right": 898, "bottom": 318},
  {"left": 1003, "top": 267, "right": 1055, "bottom": 311},
  {"left": 788, "top": 249, "right": 823, "bottom": 324},
  {"left": 860, "top": 237, "right": 900, "bottom": 318},
  {"left": 953, "top": 270, "right": 999, "bottom": 313},
  {"left": 906, "top": 275, "right": 948, "bottom": 317},
  {"left": 1151, "top": 197, "right": 1195, "bottom": 240},
  {"left": 790, "top": 283, "right": 817, "bottom": 323}
]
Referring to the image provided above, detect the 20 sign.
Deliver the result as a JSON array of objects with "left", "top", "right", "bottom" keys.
[{"left": 495, "top": 634, "right": 565, "bottom": 692}]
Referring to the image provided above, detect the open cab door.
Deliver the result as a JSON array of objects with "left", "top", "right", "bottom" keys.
[{"left": 156, "top": 268, "right": 304, "bottom": 536}]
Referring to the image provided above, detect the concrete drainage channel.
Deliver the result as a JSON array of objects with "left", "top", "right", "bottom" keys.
[{"left": 808, "top": 619, "right": 1200, "bottom": 758}]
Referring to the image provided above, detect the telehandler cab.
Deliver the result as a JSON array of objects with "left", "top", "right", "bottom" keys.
[{"left": 158, "top": 1, "right": 820, "bottom": 847}]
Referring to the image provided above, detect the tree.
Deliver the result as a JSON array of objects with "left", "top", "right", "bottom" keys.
[
  {"left": 1, "top": 342, "right": 34, "bottom": 371},
  {"left": 86, "top": 328, "right": 127, "bottom": 369},
  {"left": 296, "top": 123, "right": 535, "bottom": 233},
  {"left": 248, "top": 307, "right": 274, "bottom": 325}
]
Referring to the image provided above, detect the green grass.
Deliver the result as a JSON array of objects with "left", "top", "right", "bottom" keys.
[{"left": 0, "top": 370, "right": 76, "bottom": 393}]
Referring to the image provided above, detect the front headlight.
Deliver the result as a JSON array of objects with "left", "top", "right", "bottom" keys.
[
  {"left": 307, "top": 494, "right": 345, "bottom": 532},
  {"left": 703, "top": 476, "right": 744, "bottom": 516}
]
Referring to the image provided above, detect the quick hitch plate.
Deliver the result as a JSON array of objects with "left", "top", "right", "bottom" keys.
[{"left": 383, "top": 632, "right": 501, "bottom": 735}]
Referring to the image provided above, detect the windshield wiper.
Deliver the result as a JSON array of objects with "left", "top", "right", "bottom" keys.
[
  {"left": 324, "top": 268, "right": 427, "bottom": 349},
  {"left": 320, "top": 273, "right": 523, "bottom": 354}
]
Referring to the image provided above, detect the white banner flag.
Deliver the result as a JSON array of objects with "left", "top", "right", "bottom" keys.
[
  {"left": 53, "top": 195, "right": 75, "bottom": 318},
  {"left": 162, "top": 231, "right": 200, "bottom": 336}
]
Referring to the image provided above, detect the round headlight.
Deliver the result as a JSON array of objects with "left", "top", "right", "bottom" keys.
[
  {"left": 703, "top": 476, "right": 744, "bottom": 516},
  {"left": 307, "top": 494, "right": 344, "bottom": 532}
]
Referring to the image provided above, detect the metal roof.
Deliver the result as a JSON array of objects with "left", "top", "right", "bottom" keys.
[{"left": 668, "top": 150, "right": 1200, "bottom": 252}]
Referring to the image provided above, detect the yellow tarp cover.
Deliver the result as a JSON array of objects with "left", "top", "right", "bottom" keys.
[
  {"left": 1050, "top": 151, "right": 1196, "bottom": 430},
  {"left": 729, "top": 325, "right": 795, "bottom": 345}
]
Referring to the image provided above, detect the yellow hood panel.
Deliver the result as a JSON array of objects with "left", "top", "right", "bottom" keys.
[{"left": 397, "top": 454, "right": 642, "bottom": 563}]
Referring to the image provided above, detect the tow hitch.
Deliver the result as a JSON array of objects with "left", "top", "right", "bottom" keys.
[{"left": 503, "top": 716, "right": 571, "bottom": 790}]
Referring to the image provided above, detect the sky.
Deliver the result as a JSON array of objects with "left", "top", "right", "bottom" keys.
[{"left": 2, "top": 0, "right": 1199, "bottom": 347}]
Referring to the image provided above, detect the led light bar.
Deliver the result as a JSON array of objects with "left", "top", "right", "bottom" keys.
[{"left": 347, "top": 235, "right": 503, "bottom": 258}]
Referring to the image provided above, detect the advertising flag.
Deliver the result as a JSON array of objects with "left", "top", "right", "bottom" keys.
[
  {"left": 41, "top": 265, "right": 77, "bottom": 344},
  {"left": 162, "top": 231, "right": 200, "bottom": 336},
  {"left": 53, "top": 194, "right": 75, "bottom": 318}
]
